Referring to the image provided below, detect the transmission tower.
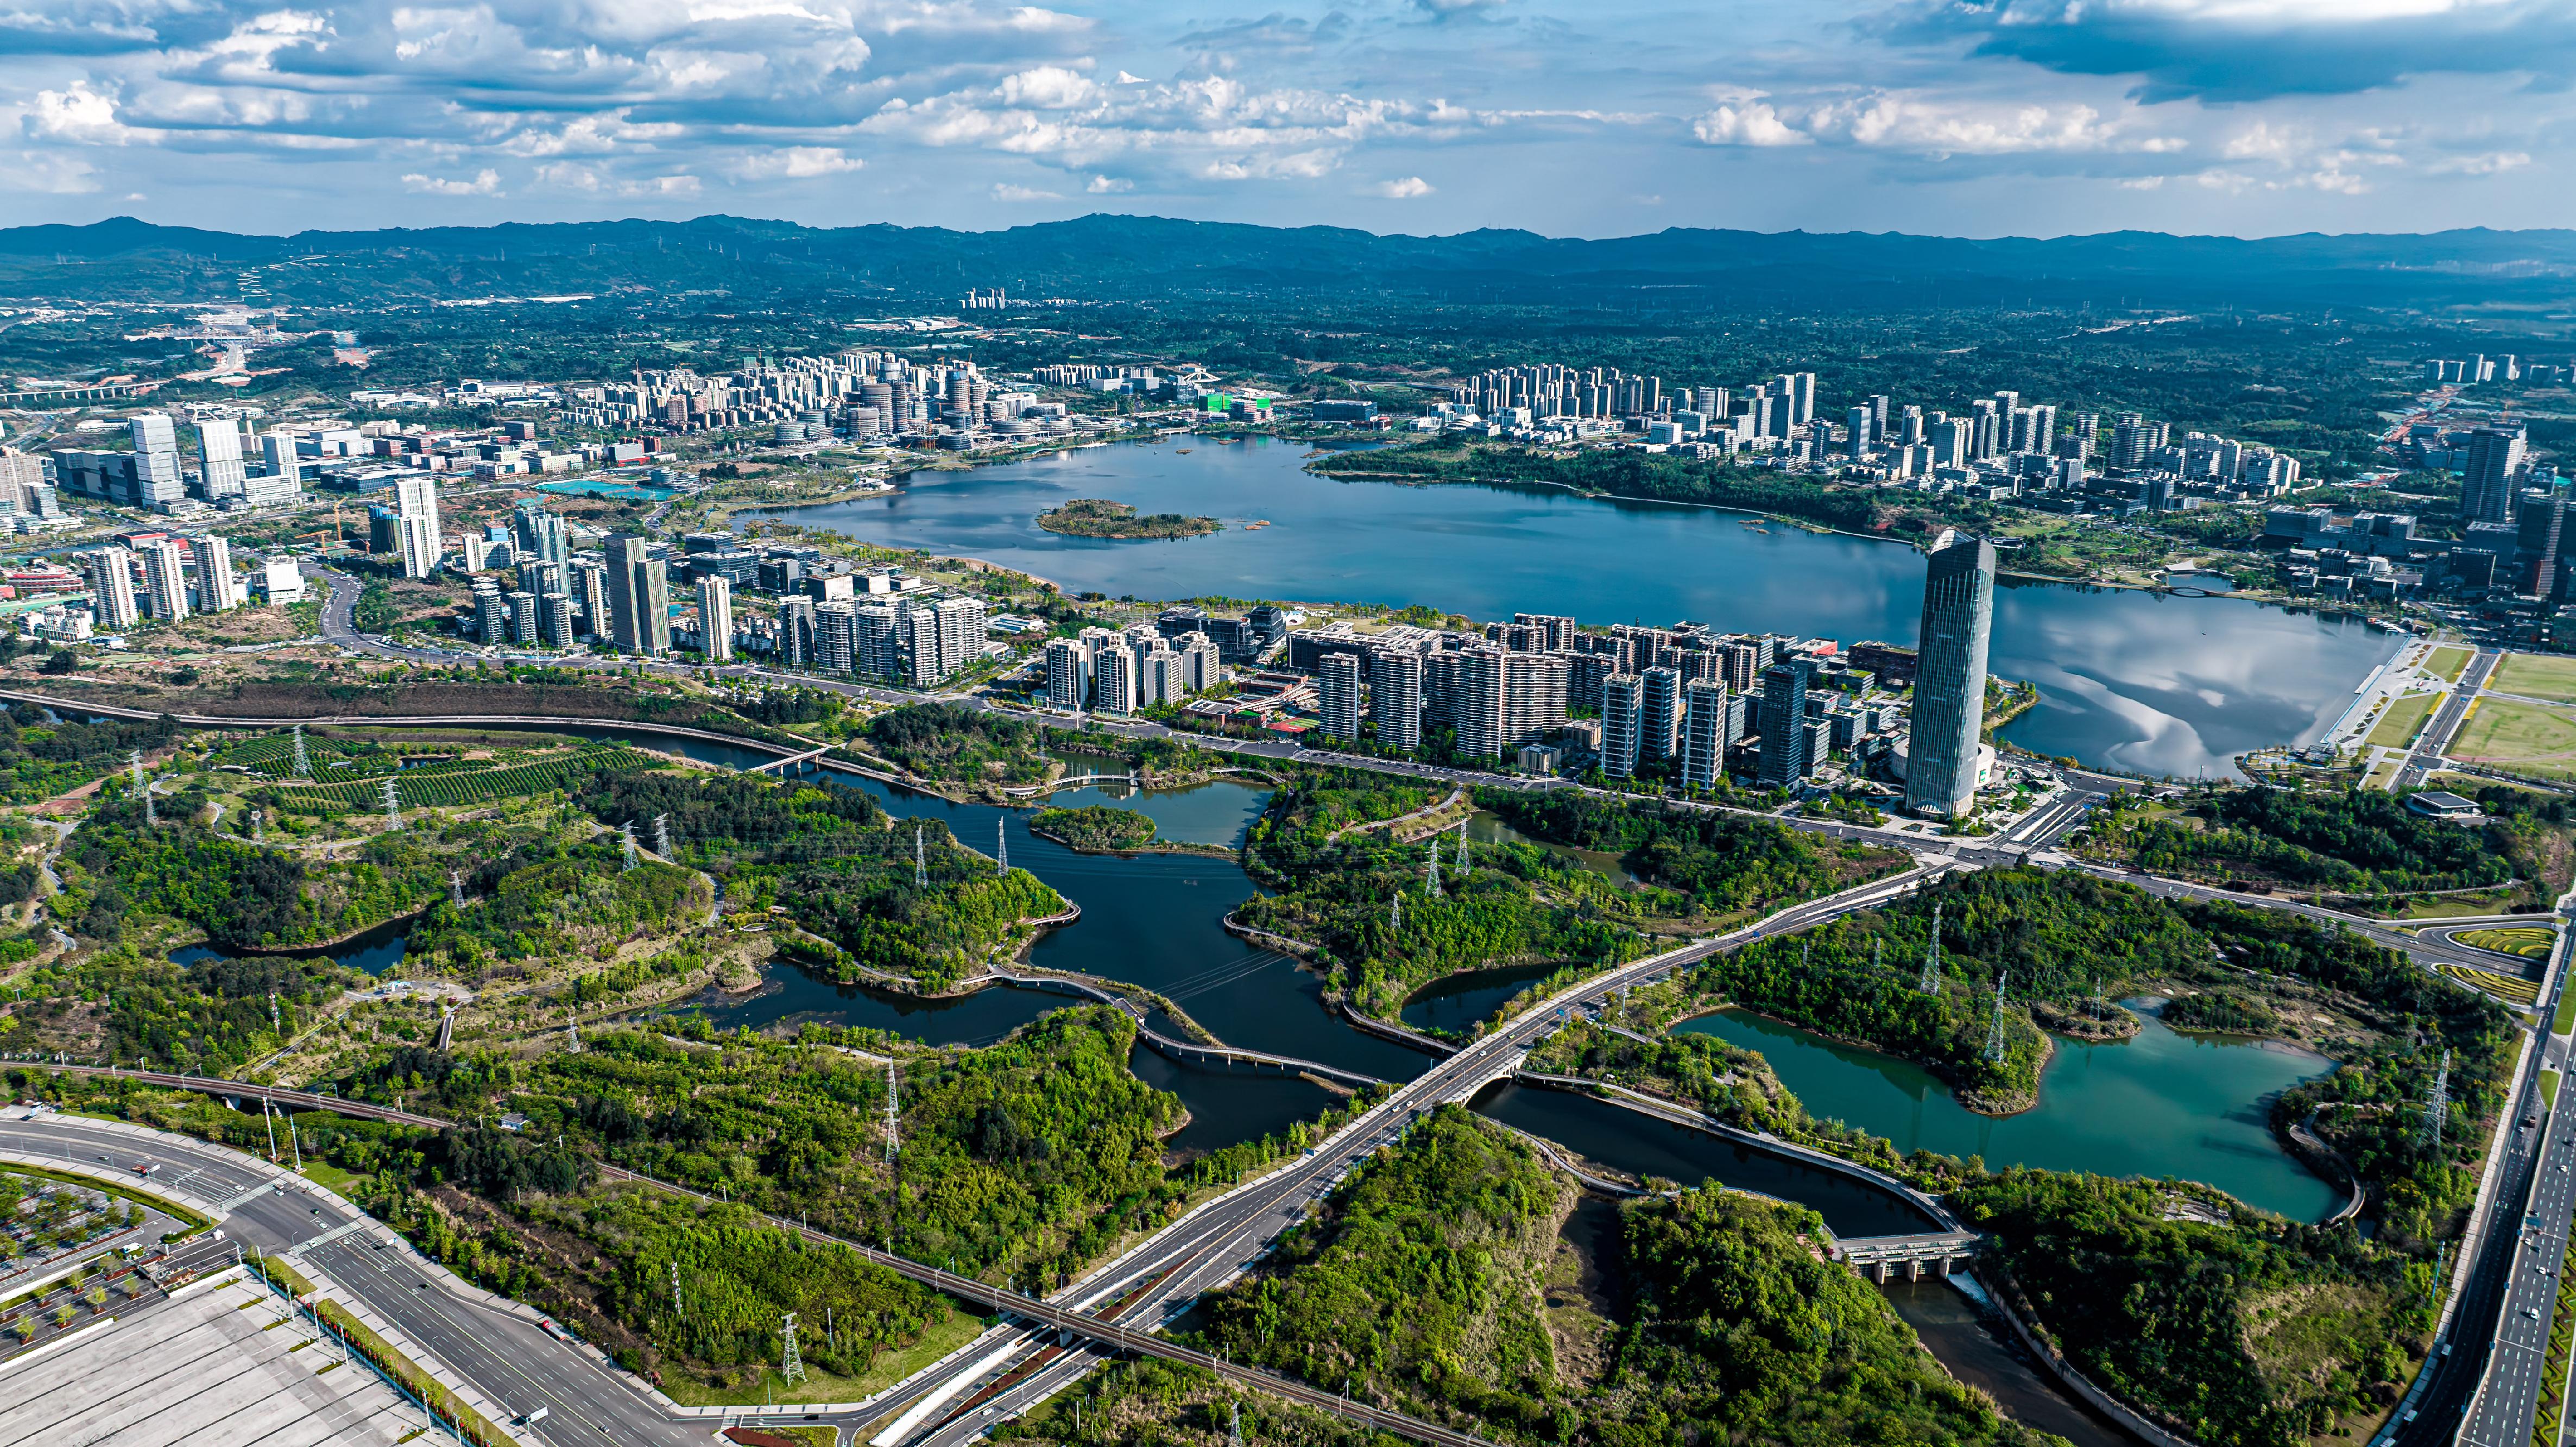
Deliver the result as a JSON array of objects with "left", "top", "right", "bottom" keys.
[
  {"left": 449, "top": 870, "right": 464, "bottom": 906},
  {"left": 381, "top": 777, "right": 401, "bottom": 832},
  {"left": 996, "top": 818, "right": 1009, "bottom": 875},
  {"left": 1455, "top": 824, "right": 1470, "bottom": 876},
  {"left": 670, "top": 1260, "right": 682, "bottom": 1317},
  {"left": 1390, "top": 892, "right": 1403, "bottom": 930},
  {"left": 2423, "top": 1048, "right": 2451, "bottom": 1147},
  {"left": 567, "top": 1014, "right": 582, "bottom": 1053},
  {"left": 620, "top": 822, "right": 638, "bottom": 872},
  {"left": 1229, "top": 1400, "right": 1243, "bottom": 1447},
  {"left": 130, "top": 751, "right": 154, "bottom": 825},
  {"left": 268, "top": 991, "right": 280, "bottom": 1034},
  {"left": 250, "top": 808, "right": 263, "bottom": 844},
  {"left": 884, "top": 1059, "right": 901, "bottom": 1162},
  {"left": 914, "top": 825, "right": 927, "bottom": 888},
  {"left": 653, "top": 813, "right": 671, "bottom": 858},
  {"left": 292, "top": 724, "right": 311, "bottom": 778},
  {"left": 1873, "top": 938, "right": 1882, "bottom": 974},
  {"left": 1426, "top": 841, "right": 1441, "bottom": 893},
  {"left": 1984, "top": 971, "right": 2010, "bottom": 1063},
  {"left": 1801, "top": 939, "right": 1809, "bottom": 972},
  {"left": 780, "top": 1313, "right": 806, "bottom": 1386},
  {"left": 1917, "top": 902, "right": 1944, "bottom": 996}
]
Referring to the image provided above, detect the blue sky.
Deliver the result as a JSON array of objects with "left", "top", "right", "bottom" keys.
[{"left": 0, "top": 0, "right": 2564, "bottom": 239}]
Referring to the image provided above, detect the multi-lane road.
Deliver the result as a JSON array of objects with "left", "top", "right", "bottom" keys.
[{"left": 2398, "top": 647, "right": 2502, "bottom": 791}]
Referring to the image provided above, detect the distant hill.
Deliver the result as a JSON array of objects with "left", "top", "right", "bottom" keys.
[{"left": 6, "top": 212, "right": 2574, "bottom": 312}]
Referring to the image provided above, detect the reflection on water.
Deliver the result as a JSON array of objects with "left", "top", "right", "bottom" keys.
[
  {"left": 750, "top": 436, "right": 2398, "bottom": 779},
  {"left": 1472, "top": 1080, "right": 1931, "bottom": 1238},
  {"left": 1682, "top": 1004, "right": 2340, "bottom": 1221},
  {"left": 1882, "top": 1278, "right": 2129, "bottom": 1447},
  {"left": 680, "top": 965, "right": 1065, "bottom": 1048},
  {"left": 1400, "top": 961, "right": 1561, "bottom": 1034},
  {"left": 1125, "top": 1045, "right": 1339, "bottom": 1156},
  {"left": 210, "top": 915, "right": 412, "bottom": 977},
  {"left": 1039, "top": 775, "right": 1272, "bottom": 849},
  {"left": 1462, "top": 812, "right": 1637, "bottom": 884}
]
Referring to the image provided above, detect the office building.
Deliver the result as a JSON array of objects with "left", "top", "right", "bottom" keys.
[
  {"left": 2463, "top": 427, "right": 2529, "bottom": 526},
  {"left": 1369, "top": 648, "right": 1425, "bottom": 752},
  {"left": 697, "top": 576, "right": 734, "bottom": 661},
  {"left": 1639, "top": 665, "right": 1682, "bottom": 763},
  {"left": 1905, "top": 538, "right": 1997, "bottom": 818},
  {"left": 188, "top": 533, "right": 241, "bottom": 611},
  {"left": 604, "top": 533, "right": 670, "bottom": 656},
  {"left": 135, "top": 538, "right": 190, "bottom": 621},
  {"left": 194, "top": 420, "right": 248, "bottom": 502},
  {"left": 1846, "top": 405, "right": 1872, "bottom": 459},
  {"left": 78, "top": 547, "right": 139, "bottom": 629},
  {"left": 1680, "top": 680, "right": 1729, "bottom": 787},
  {"left": 1316, "top": 652, "right": 1363, "bottom": 742},
  {"left": 1045, "top": 637, "right": 1092, "bottom": 711},
  {"left": 131, "top": 415, "right": 183, "bottom": 503},
  {"left": 393, "top": 475, "right": 443, "bottom": 579},
  {"left": 569, "top": 560, "right": 609, "bottom": 639},
  {"left": 1600, "top": 672, "right": 1643, "bottom": 779},
  {"left": 1756, "top": 657, "right": 1814, "bottom": 788}
]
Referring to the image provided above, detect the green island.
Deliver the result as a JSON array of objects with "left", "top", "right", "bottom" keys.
[
  {"left": 1028, "top": 804, "right": 1158, "bottom": 851},
  {"left": 1036, "top": 497, "right": 1222, "bottom": 539}
]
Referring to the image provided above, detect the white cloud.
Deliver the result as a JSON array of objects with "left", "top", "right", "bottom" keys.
[
  {"left": 990, "top": 181, "right": 1063, "bottom": 200},
  {"left": 401, "top": 168, "right": 502, "bottom": 196},
  {"left": 1114, "top": 71, "right": 1148, "bottom": 85},
  {"left": 728, "top": 147, "right": 862, "bottom": 181},
  {"left": 26, "top": 81, "right": 136, "bottom": 146},
  {"left": 998, "top": 66, "right": 1097, "bottom": 109},
  {"left": 1085, "top": 173, "right": 1131, "bottom": 192},
  {"left": 1802, "top": 95, "right": 2127, "bottom": 157},
  {"left": 0, "top": 149, "right": 100, "bottom": 193},
  {"left": 2432, "top": 149, "right": 2531, "bottom": 174},
  {"left": 1368, "top": 175, "right": 1432, "bottom": 197},
  {"left": 1691, "top": 103, "right": 1807, "bottom": 147}
]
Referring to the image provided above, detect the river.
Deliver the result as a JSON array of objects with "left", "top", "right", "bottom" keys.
[{"left": 749, "top": 435, "right": 2400, "bottom": 780}]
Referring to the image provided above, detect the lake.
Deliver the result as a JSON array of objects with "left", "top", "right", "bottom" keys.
[
  {"left": 753, "top": 436, "right": 2400, "bottom": 780},
  {"left": 1680, "top": 1004, "right": 2343, "bottom": 1221}
]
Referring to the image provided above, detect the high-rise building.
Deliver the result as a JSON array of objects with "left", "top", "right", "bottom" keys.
[
  {"left": 135, "top": 538, "right": 190, "bottom": 621},
  {"left": 540, "top": 591, "right": 573, "bottom": 646},
  {"left": 604, "top": 533, "right": 670, "bottom": 656},
  {"left": 188, "top": 533, "right": 241, "bottom": 611},
  {"left": 1756, "top": 658, "right": 1814, "bottom": 789},
  {"left": 194, "top": 420, "right": 248, "bottom": 501},
  {"left": 507, "top": 590, "right": 539, "bottom": 645},
  {"left": 2463, "top": 427, "right": 2529, "bottom": 526},
  {"left": 2109, "top": 413, "right": 2152, "bottom": 470},
  {"left": 1316, "top": 652, "right": 1363, "bottom": 743},
  {"left": 1045, "top": 637, "right": 1092, "bottom": 711},
  {"left": 1176, "top": 632, "right": 1222, "bottom": 693},
  {"left": 514, "top": 501, "right": 569, "bottom": 568},
  {"left": 1369, "top": 648, "right": 1425, "bottom": 753},
  {"left": 1905, "top": 538, "right": 1997, "bottom": 818},
  {"left": 570, "top": 560, "right": 609, "bottom": 639},
  {"left": 393, "top": 475, "right": 443, "bottom": 579},
  {"left": 78, "top": 547, "right": 139, "bottom": 629},
  {"left": 130, "top": 415, "right": 183, "bottom": 505},
  {"left": 1600, "top": 672, "right": 1644, "bottom": 779},
  {"left": 1436, "top": 647, "right": 1569, "bottom": 760},
  {"left": 1094, "top": 646, "right": 1139, "bottom": 713},
  {"left": 697, "top": 576, "right": 734, "bottom": 661},
  {"left": 1846, "top": 405, "right": 1872, "bottom": 459},
  {"left": 471, "top": 578, "right": 506, "bottom": 642},
  {"left": 778, "top": 596, "right": 816, "bottom": 665},
  {"left": 814, "top": 602, "right": 858, "bottom": 673},
  {"left": 899, "top": 595, "right": 987, "bottom": 686},
  {"left": 1680, "top": 680, "right": 1729, "bottom": 787},
  {"left": 1639, "top": 665, "right": 1682, "bottom": 763}
]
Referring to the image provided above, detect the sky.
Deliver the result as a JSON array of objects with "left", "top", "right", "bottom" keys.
[{"left": 0, "top": 0, "right": 2566, "bottom": 241}]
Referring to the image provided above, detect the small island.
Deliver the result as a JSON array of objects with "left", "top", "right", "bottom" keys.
[
  {"left": 1037, "top": 497, "right": 1220, "bottom": 540},
  {"left": 1030, "top": 805, "right": 1159, "bottom": 852}
]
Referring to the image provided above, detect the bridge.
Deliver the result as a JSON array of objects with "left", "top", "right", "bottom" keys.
[
  {"left": 1833, "top": 1230, "right": 1980, "bottom": 1282},
  {"left": 746, "top": 743, "right": 836, "bottom": 773},
  {"left": 993, "top": 970, "right": 1389, "bottom": 1090}
]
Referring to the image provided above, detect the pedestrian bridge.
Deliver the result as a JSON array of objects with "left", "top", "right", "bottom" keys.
[{"left": 1833, "top": 1230, "right": 1979, "bottom": 1282}]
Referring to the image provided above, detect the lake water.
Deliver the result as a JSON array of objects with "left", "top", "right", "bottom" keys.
[
  {"left": 753, "top": 436, "right": 2400, "bottom": 779},
  {"left": 1680, "top": 1004, "right": 2342, "bottom": 1221}
]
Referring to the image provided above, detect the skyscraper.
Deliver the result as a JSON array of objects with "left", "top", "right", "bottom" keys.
[
  {"left": 604, "top": 533, "right": 670, "bottom": 656},
  {"left": 2463, "top": 427, "right": 2529, "bottom": 526},
  {"left": 188, "top": 533, "right": 241, "bottom": 611},
  {"left": 899, "top": 596, "right": 987, "bottom": 686},
  {"left": 1846, "top": 405, "right": 1872, "bottom": 460},
  {"left": 1905, "top": 538, "right": 1997, "bottom": 818},
  {"left": 1756, "top": 658, "right": 1814, "bottom": 789},
  {"left": 1639, "top": 665, "right": 1682, "bottom": 763},
  {"left": 1600, "top": 672, "right": 1643, "bottom": 779},
  {"left": 130, "top": 415, "right": 183, "bottom": 505},
  {"left": 1316, "top": 652, "right": 1362, "bottom": 743},
  {"left": 136, "top": 538, "right": 191, "bottom": 621},
  {"left": 1045, "top": 637, "right": 1091, "bottom": 711},
  {"left": 194, "top": 420, "right": 248, "bottom": 502},
  {"left": 393, "top": 475, "right": 443, "bottom": 579},
  {"left": 1369, "top": 647, "right": 1425, "bottom": 753},
  {"left": 514, "top": 501, "right": 569, "bottom": 568},
  {"left": 1680, "top": 679, "right": 1729, "bottom": 787},
  {"left": 78, "top": 547, "right": 138, "bottom": 629},
  {"left": 697, "top": 576, "right": 734, "bottom": 661}
]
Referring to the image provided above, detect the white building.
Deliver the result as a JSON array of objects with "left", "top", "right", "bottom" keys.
[
  {"left": 393, "top": 475, "right": 442, "bottom": 579},
  {"left": 194, "top": 420, "right": 248, "bottom": 502},
  {"left": 135, "top": 538, "right": 191, "bottom": 621},
  {"left": 78, "top": 546, "right": 139, "bottom": 629},
  {"left": 698, "top": 576, "right": 734, "bottom": 662},
  {"left": 256, "top": 556, "right": 304, "bottom": 604},
  {"left": 1045, "top": 636, "right": 1091, "bottom": 711},
  {"left": 1316, "top": 651, "right": 1362, "bottom": 743}
]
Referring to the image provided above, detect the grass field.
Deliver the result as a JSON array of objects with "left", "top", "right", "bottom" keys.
[
  {"left": 2365, "top": 692, "right": 2440, "bottom": 750},
  {"left": 2495, "top": 652, "right": 2576, "bottom": 705},
  {"left": 2461, "top": 927, "right": 2558, "bottom": 959},
  {"left": 2427, "top": 646, "right": 2474, "bottom": 682},
  {"left": 2559, "top": 984, "right": 2576, "bottom": 1037},
  {"left": 2449, "top": 697, "right": 2576, "bottom": 781}
]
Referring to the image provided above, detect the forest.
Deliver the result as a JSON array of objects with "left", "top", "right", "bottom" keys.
[
  {"left": 1028, "top": 805, "right": 1158, "bottom": 852},
  {"left": 1192, "top": 1108, "right": 2041, "bottom": 1447},
  {"left": 2072, "top": 782, "right": 2564, "bottom": 904},
  {"left": 1476, "top": 790, "right": 1900, "bottom": 916},
  {"left": 863, "top": 705, "right": 1056, "bottom": 792},
  {"left": 0, "top": 705, "right": 176, "bottom": 805}
]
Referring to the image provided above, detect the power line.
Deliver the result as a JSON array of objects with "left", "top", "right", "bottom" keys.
[
  {"left": 1918, "top": 902, "right": 1943, "bottom": 996},
  {"left": 1984, "top": 970, "right": 2010, "bottom": 1063}
]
